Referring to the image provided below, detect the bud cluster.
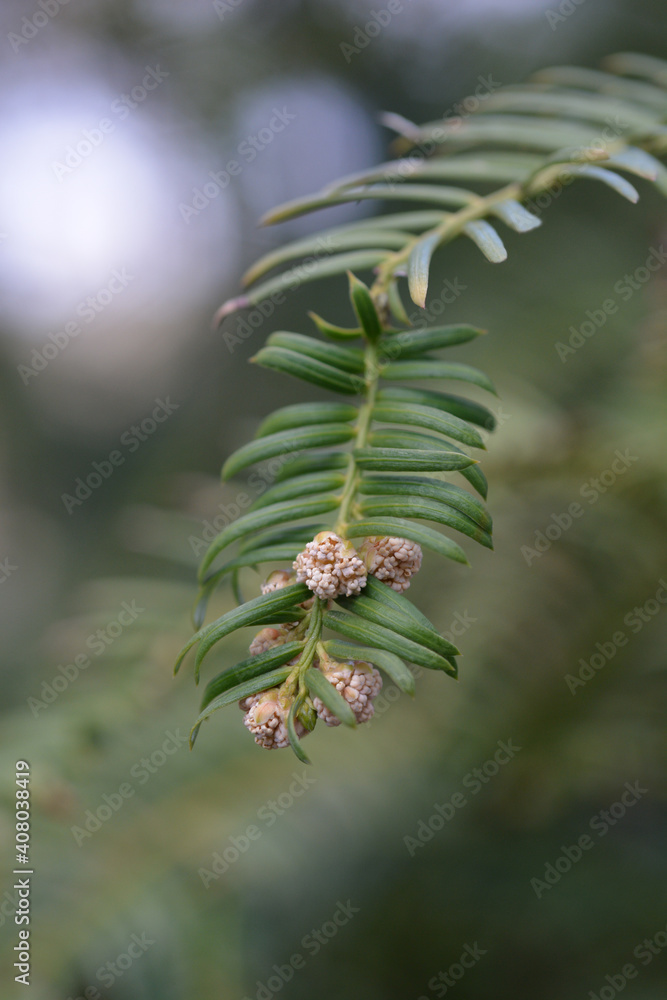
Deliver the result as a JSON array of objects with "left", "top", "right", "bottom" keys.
[
  {"left": 241, "top": 571, "right": 383, "bottom": 748},
  {"left": 239, "top": 529, "right": 421, "bottom": 750},
  {"left": 239, "top": 652, "right": 383, "bottom": 750}
]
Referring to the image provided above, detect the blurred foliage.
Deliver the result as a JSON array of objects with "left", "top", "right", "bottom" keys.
[{"left": 0, "top": 1, "right": 666, "bottom": 999}]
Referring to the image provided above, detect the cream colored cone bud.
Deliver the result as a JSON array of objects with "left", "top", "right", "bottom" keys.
[
  {"left": 241, "top": 688, "right": 308, "bottom": 750},
  {"left": 294, "top": 531, "right": 367, "bottom": 600},
  {"left": 361, "top": 536, "right": 423, "bottom": 592},
  {"left": 313, "top": 658, "right": 382, "bottom": 727},
  {"left": 261, "top": 570, "right": 294, "bottom": 595},
  {"left": 249, "top": 626, "right": 290, "bottom": 657}
]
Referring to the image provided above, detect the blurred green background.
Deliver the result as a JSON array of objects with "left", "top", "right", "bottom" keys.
[{"left": 0, "top": 1, "right": 666, "bottom": 998}]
